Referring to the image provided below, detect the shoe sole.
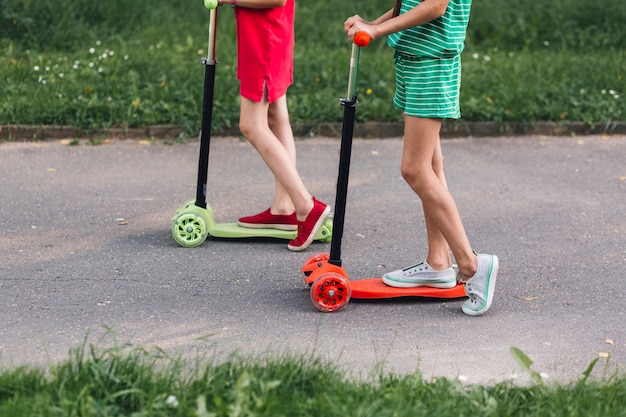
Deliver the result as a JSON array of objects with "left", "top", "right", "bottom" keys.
[
  {"left": 237, "top": 222, "right": 297, "bottom": 231},
  {"left": 287, "top": 205, "right": 331, "bottom": 252},
  {"left": 462, "top": 255, "right": 498, "bottom": 316},
  {"left": 382, "top": 275, "right": 457, "bottom": 289}
]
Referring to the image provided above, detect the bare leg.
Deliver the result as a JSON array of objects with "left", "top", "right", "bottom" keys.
[
  {"left": 239, "top": 93, "right": 313, "bottom": 220},
  {"left": 267, "top": 94, "right": 296, "bottom": 215},
  {"left": 423, "top": 135, "right": 452, "bottom": 270},
  {"left": 401, "top": 116, "right": 477, "bottom": 280}
]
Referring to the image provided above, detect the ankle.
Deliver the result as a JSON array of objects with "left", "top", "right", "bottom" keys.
[
  {"left": 458, "top": 255, "right": 478, "bottom": 281},
  {"left": 295, "top": 197, "right": 315, "bottom": 221},
  {"left": 270, "top": 206, "right": 295, "bottom": 216},
  {"left": 426, "top": 258, "right": 452, "bottom": 271}
]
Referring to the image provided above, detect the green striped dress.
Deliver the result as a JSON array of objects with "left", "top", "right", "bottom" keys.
[{"left": 388, "top": 0, "right": 471, "bottom": 119}]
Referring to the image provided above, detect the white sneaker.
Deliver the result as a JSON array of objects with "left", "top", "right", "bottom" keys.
[
  {"left": 462, "top": 254, "right": 498, "bottom": 316},
  {"left": 382, "top": 261, "right": 457, "bottom": 289}
]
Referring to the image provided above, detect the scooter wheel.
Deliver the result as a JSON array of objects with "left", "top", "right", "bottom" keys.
[
  {"left": 317, "top": 220, "right": 333, "bottom": 243},
  {"left": 172, "top": 212, "right": 208, "bottom": 247},
  {"left": 310, "top": 272, "right": 351, "bottom": 313}
]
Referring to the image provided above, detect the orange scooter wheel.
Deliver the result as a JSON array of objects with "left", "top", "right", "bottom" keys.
[{"left": 310, "top": 272, "right": 351, "bottom": 313}]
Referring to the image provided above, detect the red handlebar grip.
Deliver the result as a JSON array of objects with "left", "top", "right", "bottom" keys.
[{"left": 354, "top": 32, "right": 371, "bottom": 47}]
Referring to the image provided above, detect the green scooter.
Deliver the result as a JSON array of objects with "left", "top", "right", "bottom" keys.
[{"left": 171, "top": 2, "right": 332, "bottom": 248}]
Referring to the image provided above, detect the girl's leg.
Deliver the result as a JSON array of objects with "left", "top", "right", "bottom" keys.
[
  {"left": 266, "top": 95, "right": 296, "bottom": 215},
  {"left": 401, "top": 116, "right": 477, "bottom": 280},
  {"left": 239, "top": 93, "right": 314, "bottom": 219},
  {"left": 422, "top": 135, "right": 452, "bottom": 271}
]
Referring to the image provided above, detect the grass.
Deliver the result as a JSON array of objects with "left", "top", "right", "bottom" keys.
[
  {"left": 1, "top": 337, "right": 625, "bottom": 417},
  {"left": 1, "top": 0, "right": 624, "bottom": 134}
]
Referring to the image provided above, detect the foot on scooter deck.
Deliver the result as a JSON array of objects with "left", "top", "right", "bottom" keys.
[{"left": 349, "top": 278, "right": 466, "bottom": 299}]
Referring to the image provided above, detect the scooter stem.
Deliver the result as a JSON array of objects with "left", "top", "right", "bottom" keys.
[
  {"left": 195, "top": 7, "right": 219, "bottom": 209},
  {"left": 329, "top": 42, "right": 364, "bottom": 267}
]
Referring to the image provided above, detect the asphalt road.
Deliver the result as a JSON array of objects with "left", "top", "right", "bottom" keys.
[{"left": 1, "top": 135, "right": 625, "bottom": 385}]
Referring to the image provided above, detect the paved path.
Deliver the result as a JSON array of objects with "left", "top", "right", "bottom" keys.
[{"left": 1, "top": 135, "right": 625, "bottom": 384}]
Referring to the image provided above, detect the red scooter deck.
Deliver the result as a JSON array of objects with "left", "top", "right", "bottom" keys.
[{"left": 349, "top": 278, "right": 467, "bottom": 299}]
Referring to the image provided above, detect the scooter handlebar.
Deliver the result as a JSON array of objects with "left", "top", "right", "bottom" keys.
[
  {"left": 203, "top": 0, "right": 218, "bottom": 10},
  {"left": 354, "top": 32, "right": 371, "bottom": 47}
]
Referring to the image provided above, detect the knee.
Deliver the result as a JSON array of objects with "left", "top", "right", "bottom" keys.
[
  {"left": 267, "top": 107, "right": 289, "bottom": 132},
  {"left": 401, "top": 162, "right": 440, "bottom": 198},
  {"left": 238, "top": 117, "right": 252, "bottom": 139},
  {"left": 401, "top": 162, "right": 423, "bottom": 190},
  {"left": 239, "top": 115, "right": 265, "bottom": 141}
]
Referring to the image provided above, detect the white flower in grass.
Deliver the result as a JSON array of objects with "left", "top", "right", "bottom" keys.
[
  {"left": 472, "top": 53, "right": 479, "bottom": 59},
  {"left": 483, "top": 55, "right": 491, "bottom": 62},
  {"left": 165, "top": 395, "right": 179, "bottom": 408},
  {"left": 89, "top": 47, "right": 95, "bottom": 54},
  {"left": 34, "top": 65, "right": 40, "bottom": 71}
]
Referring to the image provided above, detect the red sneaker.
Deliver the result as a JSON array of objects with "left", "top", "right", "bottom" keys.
[
  {"left": 288, "top": 197, "right": 330, "bottom": 252},
  {"left": 238, "top": 208, "right": 298, "bottom": 231}
]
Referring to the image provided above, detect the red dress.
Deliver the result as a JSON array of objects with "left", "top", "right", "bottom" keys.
[{"left": 234, "top": 0, "right": 295, "bottom": 103}]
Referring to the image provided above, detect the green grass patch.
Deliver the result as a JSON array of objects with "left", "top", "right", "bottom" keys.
[
  {"left": 1, "top": 0, "right": 624, "bottom": 132},
  {"left": 1, "top": 338, "right": 625, "bottom": 416}
]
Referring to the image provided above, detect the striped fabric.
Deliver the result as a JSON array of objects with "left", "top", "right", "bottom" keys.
[
  {"left": 388, "top": 0, "right": 470, "bottom": 119},
  {"left": 393, "top": 53, "right": 461, "bottom": 119},
  {"left": 388, "top": 0, "right": 471, "bottom": 59}
]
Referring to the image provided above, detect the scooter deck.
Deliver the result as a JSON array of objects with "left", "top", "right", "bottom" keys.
[
  {"left": 349, "top": 278, "right": 466, "bottom": 299},
  {"left": 208, "top": 220, "right": 332, "bottom": 241}
]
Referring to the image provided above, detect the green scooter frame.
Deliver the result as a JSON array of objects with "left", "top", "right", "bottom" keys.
[
  {"left": 171, "top": 4, "right": 332, "bottom": 248},
  {"left": 173, "top": 199, "right": 332, "bottom": 248}
]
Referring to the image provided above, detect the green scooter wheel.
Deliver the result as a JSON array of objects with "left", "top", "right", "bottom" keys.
[
  {"left": 172, "top": 211, "right": 208, "bottom": 247},
  {"left": 317, "top": 219, "right": 333, "bottom": 242}
]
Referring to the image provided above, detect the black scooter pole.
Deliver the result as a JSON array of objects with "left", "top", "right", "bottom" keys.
[
  {"left": 328, "top": 39, "right": 366, "bottom": 267},
  {"left": 195, "top": 8, "right": 218, "bottom": 209}
]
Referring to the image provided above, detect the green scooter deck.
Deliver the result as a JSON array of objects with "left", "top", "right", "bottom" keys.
[{"left": 208, "top": 220, "right": 332, "bottom": 241}]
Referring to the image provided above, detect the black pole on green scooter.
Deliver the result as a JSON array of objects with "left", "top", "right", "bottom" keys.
[
  {"left": 328, "top": 33, "right": 370, "bottom": 267},
  {"left": 195, "top": 6, "right": 218, "bottom": 210}
]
